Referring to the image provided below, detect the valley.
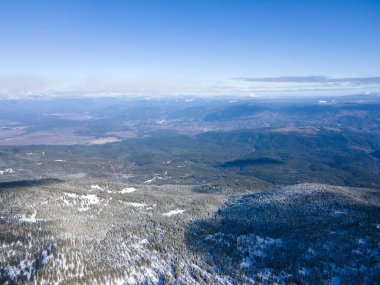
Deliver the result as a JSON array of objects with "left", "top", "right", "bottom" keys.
[{"left": 0, "top": 96, "right": 379, "bottom": 284}]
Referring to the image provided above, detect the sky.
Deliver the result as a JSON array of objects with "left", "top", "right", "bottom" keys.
[{"left": 0, "top": 0, "right": 379, "bottom": 98}]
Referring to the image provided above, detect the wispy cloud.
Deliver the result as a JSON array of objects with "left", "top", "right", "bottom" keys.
[
  {"left": 235, "top": 76, "right": 380, "bottom": 84},
  {"left": 0, "top": 73, "right": 379, "bottom": 99}
]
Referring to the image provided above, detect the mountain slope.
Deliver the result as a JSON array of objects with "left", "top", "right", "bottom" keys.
[{"left": 186, "top": 184, "right": 380, "bottom": 284}]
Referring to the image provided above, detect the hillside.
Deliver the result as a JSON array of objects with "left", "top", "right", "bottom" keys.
[{"left": 1, "top": 182, "right": 379, "bottom": 284}]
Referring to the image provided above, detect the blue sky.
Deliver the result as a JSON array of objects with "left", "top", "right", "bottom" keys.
[{"left": 0, "top": 0, "right": 379, "bottom": 97}]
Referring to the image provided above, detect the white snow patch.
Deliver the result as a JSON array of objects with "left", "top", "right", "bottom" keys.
[
  {"left": 0, "top": 168, "right": 14, "bottom": 175},
  {"left": 19, "top": 210, "right": 41, "bottom": 223},
  {"left": 91, "top": 184, "right": 104, "bottom": 191},
  {"left": 77, "top": 194, "right": 100, "bottom": 211},
  {"left": 144, "top": 177, "right": 157, "bottom": 184},
  {"left": 63, "top": 192, "right": 78, "bottom": 199},
  {"left": 143, "top": 175, "right": 167, "bottom": 183},
  {"left": 132, "top": 238, "right": 151, "bottom": 252},
  {"left": 140, "top": 239, "right": 149, "bottom": 245},
  {"left": 298, "top": 267, "right": 311, "bottom": 275},
  {"left": 237, "top": 234, "right": 283, "bottom": 269},
  {"left": 61, "top": 192, "right": 101, "bottom": 211},
  {"left": 81, "top": 194, "right": 100, "bottom": 204},
  {"left": 162, "top": 209, "right": 185, "bottom": 216},
  {"left": 125, "top": 202, "right": 147, "bottom": 208},
  {"left": 358, "top": 238, "right": 366, "bottom": 245},
  {"left": 120, "top": 187, "right": 137, "bottom": 193},
  {"left": 78, "top": 207, "right": 90, "bottom": 212},
  {"left": 40, "top": 250, "right": 54, "bottom": 265},
  {"left": 54, "top": 159, "right": 65, "bottom": 162},
  {"left": 109, "top": 187, "right": 138, "bottom": 194},
  {"left": 240, "top": 260, "right": 252, "bottom": 269}
]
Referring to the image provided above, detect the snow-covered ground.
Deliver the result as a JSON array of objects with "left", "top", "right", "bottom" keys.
[
  {"left": 162, "top": 209, "right": 185, "bottom": 216},
  {"left": 91, "top": 184, "right": 104, "bottom": 190},
  {"left": 0, "top": 168, "right": 14, "bottom": 175},
  {"left": 18, "top": 210, "right": 42, "bottom": 223},
  {"left": 121, "top": 187, "right": 137, "bottom": 193},
  {"left": 237, "top": 234, "right": 283, "bottom": 269},
  {"left": 61, "top": 192, "right": 101, "bottom": 211},
  {"left": 125, "top": 202, "right": 147, "bottom": 208},
  {"left": 108, "top": 186, "right": 138, "bottom": 194}
]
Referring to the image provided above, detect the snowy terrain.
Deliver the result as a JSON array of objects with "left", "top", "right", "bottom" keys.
[{"left": 0, "top": 182, "right": 379, "bottom": 284}]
